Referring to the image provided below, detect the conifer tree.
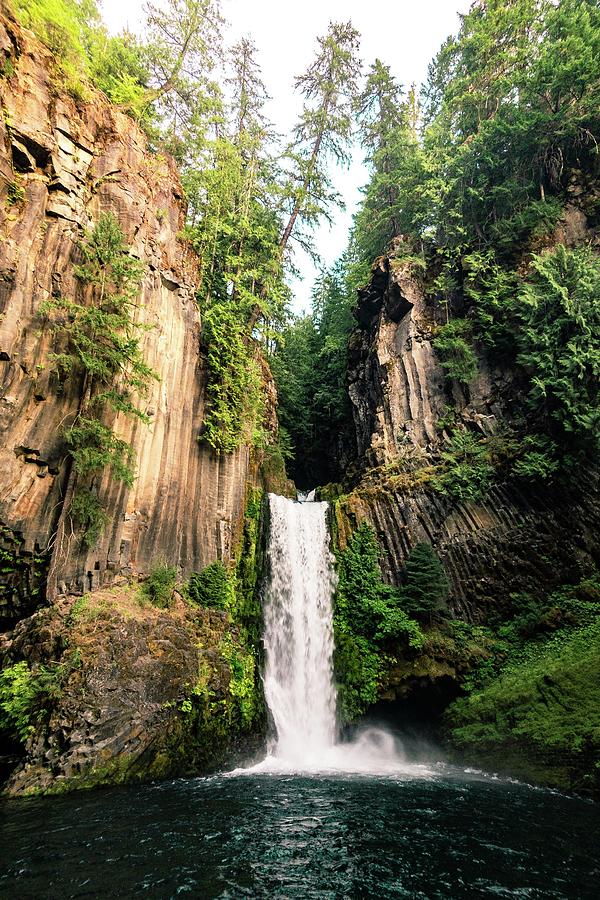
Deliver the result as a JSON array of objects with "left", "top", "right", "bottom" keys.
[
  {"left": 278, "top": 21, "right": 361, "bottom": 258},
  {"left": 144, "top": 0, "right": 224, "bottom": 157},
  {"left": 400, "top": 543, "right": 451, "bottom": 621},
  {"left": 354, "top": 60, "right": 407, "bottom": 252}
]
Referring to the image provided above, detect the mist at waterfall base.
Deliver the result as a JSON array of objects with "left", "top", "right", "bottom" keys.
[
  {"left": 245, "top": 492, "right": 433, "bottom": 776},
  {"left": 3, "top": 496, "right": 600, "bottom": 897}
]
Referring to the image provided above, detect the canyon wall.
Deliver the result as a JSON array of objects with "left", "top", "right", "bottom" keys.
[
  {"left": 0, "top": 13, "right": 255, "bottom": 625},
  {"left": 338, "top": 249, "right": 600, "bottom": 622}
]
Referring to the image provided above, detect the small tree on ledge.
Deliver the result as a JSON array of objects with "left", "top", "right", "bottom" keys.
[{"left": 400, "top": 542, "right": 451, "bottom": 622}]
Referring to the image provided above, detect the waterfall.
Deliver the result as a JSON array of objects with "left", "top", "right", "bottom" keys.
[
  {"left": 247, "top": 492, "right": 426, "bottom": 776},
  {"left": 262, "top": 493, "right": 338, "bottom": 763}
]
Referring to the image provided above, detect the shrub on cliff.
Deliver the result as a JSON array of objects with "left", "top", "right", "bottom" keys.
[
  {"left": 333, "top": 522, "right": 423, "bottom": 721},
  {"left": 515, "top": 245, "right": 600, "bottom": 450},
  {"left": 432, "top": 318, "right": 478, "bottom": 386},
  {"left": 432, "top": 430, "right": 495, "bottom": 502},
  {"left": 0, "top": 661, "right": 62, "bottom": 744},
  {"left": 141, "top": 565, "right": 177, "bottom": 609},
  {"left": 186, "top": 561, "right": 234, "bottom": 610},
  {"left": 11, "top": 0, "right": 150, "bottom": 108}
]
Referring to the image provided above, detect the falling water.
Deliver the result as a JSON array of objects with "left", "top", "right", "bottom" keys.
[
  {"left": 262, "top": 493, "right": 337, "bottom": 764},
  {"left": 253, "top": 492, "right": 429, "bottom": 775}
]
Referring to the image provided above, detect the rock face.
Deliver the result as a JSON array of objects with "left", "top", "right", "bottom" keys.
[
  {"left": 2, "top": 585, "right": 265, "bottom": 796},
  {"left": 348, "top": 252, "right": 507, "bottom": 471},
  {"left": 341, "top": 250, "right": 600, "bottom": 620},
  {"left": 336, "top": 239, "right": 600, "bottom": 795},
  {"left": 0, "top": 14, "right": 255, "bottom": 624}
]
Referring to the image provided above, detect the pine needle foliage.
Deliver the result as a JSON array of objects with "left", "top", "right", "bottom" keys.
[
  {"left": 432, "top": 318, "right": 478, "bottom": 386},
  {"left": 41, "top": 213, "right": 158, "bottom": 546},
  {"left": 399, "top": 543, "right": 451, "bottom": 621}
]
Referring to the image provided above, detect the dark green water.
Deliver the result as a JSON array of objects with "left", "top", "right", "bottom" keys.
[{"left": 1, "top": 767, "right": 599, "bottom": 899}]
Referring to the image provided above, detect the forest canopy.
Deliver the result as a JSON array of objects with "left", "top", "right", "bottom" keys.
[{"left": 10, "top": 0, "right": 600, "bottom": 487}]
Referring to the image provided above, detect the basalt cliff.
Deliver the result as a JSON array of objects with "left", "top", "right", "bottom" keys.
[
  {"left": 341, "top": 246, "right": 599, "bottom": 614},
  {"left": 328, "top": 232, "right": 600, "bottom": 794},
  {"left": 0, "top": 13, "right": 272, "bottom": 794}
]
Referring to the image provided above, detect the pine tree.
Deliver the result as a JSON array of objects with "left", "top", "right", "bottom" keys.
[
  {"left": 400, "top": 543, "right": 451, "bottom": 621},
  {"left": 354, "top": 61, "right": 407, "bottom": 253},
  {"left": 278, "top": 21, "right": 361, "bottom": 258},
  {"left": 144, "top": 0, "right": 224, "bottom": 158}
]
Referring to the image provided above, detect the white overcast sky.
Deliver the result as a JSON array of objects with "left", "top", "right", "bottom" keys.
[{"left": 100, "top": 0, "right": 471, "bottom": 311}]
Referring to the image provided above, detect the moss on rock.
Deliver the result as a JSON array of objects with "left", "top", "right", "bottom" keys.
[
  {"left": 444, "top": 619, "right": 600, "bottom": 797},
  {"left": 1, "top": 486, "right": 268, "bottom": 796}
]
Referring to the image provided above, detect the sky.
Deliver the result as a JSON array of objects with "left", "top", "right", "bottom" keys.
[{"left": 100, "top": 0, "right": 471, "bottom": 312}]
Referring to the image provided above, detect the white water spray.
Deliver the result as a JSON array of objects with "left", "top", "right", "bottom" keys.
[
  {"left": 262, "top": 493, "right": 337, "bottom": 764},
  {"left": 248, "top": 493, "right": 431, "bottom": 776}
]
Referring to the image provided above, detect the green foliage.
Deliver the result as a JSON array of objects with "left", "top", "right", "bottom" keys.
[
  {"left": 87, "top": 30, "right": 153, "bottom": 126},
  {"left": 340, "top": 0, "right": 600, "bottom": 480},
  {"left": 333, "top": 631, "right": 382, "bottom": 722},
  {"left": 432, "top": 318, "right": 478, "bottom": 385},
  {"left": 462, "top": 575, "right": 600, "bottom": 694},
  {"left": 179, "top": 36, "right": 290, "bottom": 455},
  {"left": 443, "top": 573, "right": 600, "bottom": 793},
  {"left": 140, "top": 565, "right": 177, "bottom": 609},
  {"left": 433, "top": 429, "right": 495, "bottom": 502},
  {"left": 199, "top": 302, "right": 266, "bottom": 454},
  {"left": 41, "top": 213, "right": 157, "bottom": 546},
  {"left": 515, "top": 245, "right": 600, "bottom": 447},
  {"left": 6, "top": 178, "right": 25, "bottom": 206},
  {"left": 65, "top": 418, "right": 135, "bottom": 484},
  {"left": 12, "top": 0, "right": 150, "bottom": 106},
  {"left": 219, "top": 633, "right": 257, "bottom": 728},
  {"left": 466, "top": 243, "right": 600, "bottom": 459},
  {"left": 0, "top": 660, "right": 62, "bottom": 744},
  {"left": 352, "top": 60, "right": 425, "bottom": 264},
  {"left": 445, "top": 617, "right": 600, "bottom": 793},
  {"left": 0, "top": 57, "right": 15, "bottom": 79},
  {"left": 186, "top": 560, "right": 234, "bottom": 610},
  {"left": 512, "top": 434, "right": 559, "bottom": 481},
  {"left": 399, "top": 543, "right": 451, "bottom": 621},
  {"left": 333, "top": 522, "right": 423, "bottom": 721},
  {"left": 178, "top": 489, "right": 265, "bottom": 740},
  {"left": 69, "top": 487, "right": 108, "bottom": 548},
  {"left": 270, "top": 256, "right": 356, "bottom": 486},
  {"left": 12, "top": 0, "right": 90, "bottom": 96},
  {"left": 279, "top": 21, "right": 361, "bottom": 259},
  {"left": 0, "top": 662, "right": 40, "bottom": 742},
  {"left": 232, "top": 486, "right": 264, "bottom": 635}
]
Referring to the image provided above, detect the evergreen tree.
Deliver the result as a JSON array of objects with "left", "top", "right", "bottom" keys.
[
  {"left": 352, "top": 60, "right": 426, "bottom": 266},
  {"left": 41, "top": 214, "right": 157, "bottom": 547},
  {"left": 144, "top": 0, "right": 224, "bottom": 156},
  {"left": 355, "top": 60, "right": 406, "bottom": 240},
  {"left": 278, "top": 21, "right": 362, "bottom": 258},
  {"left": 400, "top": 543, "right": 451, "bottom": 621}
]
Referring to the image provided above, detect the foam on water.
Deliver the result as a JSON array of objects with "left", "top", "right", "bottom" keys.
[{"left": 240, "top": 493, "right": 430, "bottom": 778}]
